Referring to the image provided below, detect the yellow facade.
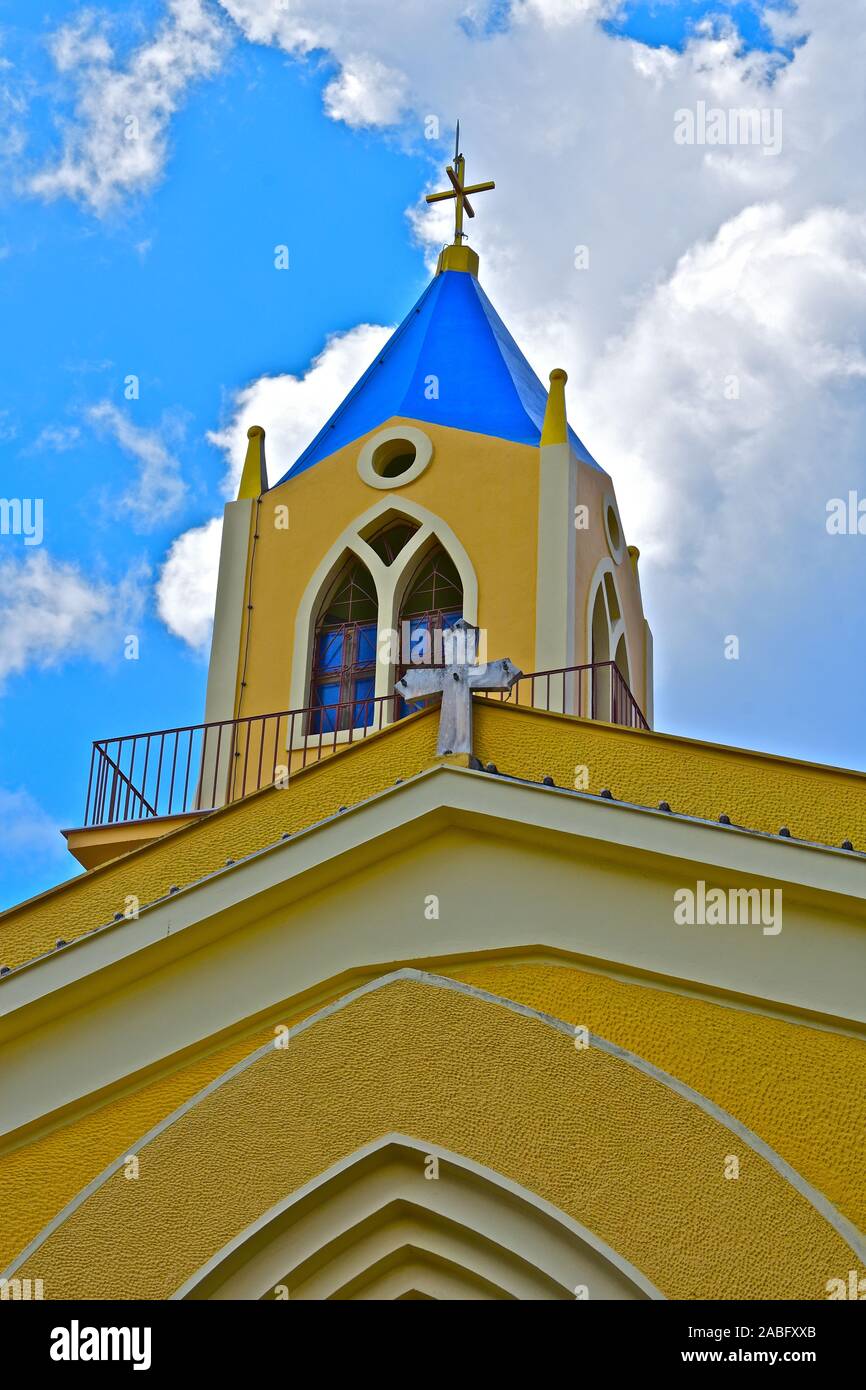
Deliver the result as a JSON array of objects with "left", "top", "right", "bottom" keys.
[
  {"left": 2, "top": 233, "right": 865, "bottom": 1302},
  {"left": 6, "top": 976, "right": 862, "bottom": 1300},
  {"left": 223, "top": 417, "right": 649, "bottom": 726},
  {"left": 3, "top": 701, "right": 865, "bottom": 1298}
]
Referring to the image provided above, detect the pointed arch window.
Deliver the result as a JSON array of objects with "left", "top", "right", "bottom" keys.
[
  {"left": 310, "top": 558, "right": 378, "bottom": 733},
  {"left": 396, "top": 546, "right": 463, "bottom": 712}
]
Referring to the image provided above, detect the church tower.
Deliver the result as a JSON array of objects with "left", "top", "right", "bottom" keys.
[
  {"left": 2, "top": 143, "right": 864, "bottom": 1305},
  {"left": 200, "top": 141, "right": 652, "bottom": 816}
]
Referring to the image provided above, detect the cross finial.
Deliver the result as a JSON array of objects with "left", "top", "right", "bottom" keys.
[
  {"left": 394, "top": 620, "right": 521, "bottom": 758},
  {"left": 425, "top": 123, "right": 495, "bottom": 246}
]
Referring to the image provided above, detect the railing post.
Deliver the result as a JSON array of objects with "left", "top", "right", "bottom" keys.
[
  {"left": 198, "top": 719, "right": 232, "bottom": 811},
  {"left": 84, "top": 746, "right": 96, "bottom": 827}
]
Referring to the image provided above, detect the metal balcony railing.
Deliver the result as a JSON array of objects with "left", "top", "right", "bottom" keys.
[
  {"left": 83, "top": 661, "right": 648, "bottom": 828},
  {"left": 475, "top": 660, "right": 648, "bottom": 729}
]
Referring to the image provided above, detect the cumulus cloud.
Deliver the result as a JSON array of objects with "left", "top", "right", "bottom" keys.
[
  {"left": 211, "top": 0, "right": 865, "bottom": 722},
  {"left": 29, "top": 0, "right": 227, "bottom": 214},
  {"left": 87, "top": 401, "right": 187, "bottom": 528},
  {"left": 575, "top": 203, "right": 866, "bottom": 605},
  {"left": 323, "top": 55, "right": 409, "bottom": 128},
  {"left": 26, "top": 0, "right": 866, "bottom": 716},
  {"left": 0, "top": 551, "right": 147, "bottom": 690},
  {"left": 156, "top": 323, "right": 392, "bottom": 653},
  {"left": 207, "top": 323, "right": 393, "bottom": 494},
  {"left": 28, "top": 0, "right": 417, "bottom": 212},
  {"left": 156, "top": 516, "right": 222, "bottom": 652}
]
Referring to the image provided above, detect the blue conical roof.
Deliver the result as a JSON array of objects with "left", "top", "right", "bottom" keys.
[{"left": 278, "top": 269, "right": 600, "bottom": 482}]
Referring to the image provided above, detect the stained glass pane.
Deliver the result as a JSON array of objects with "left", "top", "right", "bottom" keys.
[
  {"left": 351, "top": 677, "right": 375, "bottom": 728},
  {"left": 312, "top": 556, "right": 378, "bottom": 734},
  {"left": 356, "top": 624, "right": 378, "bottom": 665},
  {"left": 311, "top": 682, "right": 341, "bottom": 734},
  {"left": 316, "top": 630, "right": 344, "bottom": 672}
]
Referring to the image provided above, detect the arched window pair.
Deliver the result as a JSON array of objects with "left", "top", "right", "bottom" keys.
[{"left": 310, "top": 520, "right": 463, "bottom": 734}]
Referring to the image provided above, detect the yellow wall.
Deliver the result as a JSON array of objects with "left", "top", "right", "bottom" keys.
[
  {"left": 3, "top": 955, "right": 864, "bottom": 1278},
  {"left": 230, "top": 414, "right": 650, "bottom": 721},
  {"left": 4, "top": 686, "right": 866, "bottom": 1291},
  {"left": 5, "top": 280, "right": 860, "bottom": 1303},
  {"left": 239, "top": 418, "right": 541, "bottom": 719},
  {"left": 445, "top": 962, "right": 866, "bottom": 1234},
  {"left": 473, "top": 701, "right": 866, "bottom": 847},
  {"left": 6, "top": 976, "right": 862, "bottom": 1300}
]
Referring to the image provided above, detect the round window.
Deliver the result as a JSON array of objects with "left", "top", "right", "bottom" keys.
[
  {"left": 372, "top": 439, "right": 417, "bottom": 478},
  {"left": 357, "top": 426, "right": 433, "bottom": 489}
]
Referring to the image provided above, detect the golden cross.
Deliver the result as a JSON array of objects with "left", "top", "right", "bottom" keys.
[{"left": 425, "top": 123, "right": 495, "bottom": 244}]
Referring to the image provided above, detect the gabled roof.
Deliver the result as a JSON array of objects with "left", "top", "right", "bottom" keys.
[{"left": 278, "top": 269, "right": 600, "bottom": 482}]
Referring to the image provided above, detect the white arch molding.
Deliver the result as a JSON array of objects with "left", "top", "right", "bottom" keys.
[
  {"left": 289, "top": 497, "right": 479, "bottom": 728},
  {"left": 174, "top": 1135, "right": 659, "bottom": 1301}
]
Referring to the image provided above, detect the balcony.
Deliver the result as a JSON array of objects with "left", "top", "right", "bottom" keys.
[{"left": 68, "top": 661, "right": 647, "bottom": 867}]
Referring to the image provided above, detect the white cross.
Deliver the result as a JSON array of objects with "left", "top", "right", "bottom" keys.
[{"left": 393, "top": 619, "right": 522, "bottom": 756}]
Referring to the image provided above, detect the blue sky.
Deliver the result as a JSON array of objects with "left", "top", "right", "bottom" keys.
[
  {"left": 1, "top": 0, "right": 864, "bottom": 908},
  {"left": 0, "top": 6, "right": 426, "bottom": 904},
  {"left": 608, "top": 0, "right": 785, "bottom": 49}
]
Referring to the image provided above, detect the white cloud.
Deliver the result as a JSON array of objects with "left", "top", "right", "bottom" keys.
[
  {"left": 208, "top": 323, "right": 393, "bottom": 494},
  {"left": 50, "top": 15, "right": 114, "bottom": 71},
  {"left": 519, "top": 0, "right": 617, "bottom": 27},
  {"left": 0, "top": 786, "right": 66, "bottom": 867},
  {"left": 29, "top": 0, "right": 227, "bottom": 214},
  {"left": 87, "top": 401, "right": 187, "bottom": 527},
  {"left": 0, "top": 551, "right": 147, "bottom": 690},
  {"left": 156, "top": 516, "right": 222, "bottom": 651},
  {"left": 323, "top": 55, "right": 409, "bottom": 128},
  {"left": 33, "top": 423, "right": 82, "bottom": 452},
  {"left": 22, "top": 1, "right": 866, "bottom": 720},
  {"left": 574, "top": 202, "right": 866, "bottom": 609},
  {"left": 158, "top": 323, "right": 392, "bottom": 652}
]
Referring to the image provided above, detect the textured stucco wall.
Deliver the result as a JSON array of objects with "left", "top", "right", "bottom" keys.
[
  {"left": 474, "top": 701, "right": 866, "bottom": 847},
  {"left": 9, "top": 979, "right": 860, "bottom": 1301},
  {"left": 4, "top": 699, "right": 865, "bottom": 973},
  {"left": 3, "top": 700, "right": 865, "bottom": 1294},
  {"left": 444, "top": 962, "right": 866, "bottom": 1235},
  {"left": 3, "top": 957, "right": 864, "bottom": 1284}
]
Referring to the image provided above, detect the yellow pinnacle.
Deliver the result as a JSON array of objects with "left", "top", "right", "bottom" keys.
[
  {"left": 540, "top": 369, "right": 568, "bottom": 446},
  {"left": 426, "top": 125, "right": 494, "bottom": 276},
  {"left": 237, "top": 425, "right": 268, "bottom": 500}
]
